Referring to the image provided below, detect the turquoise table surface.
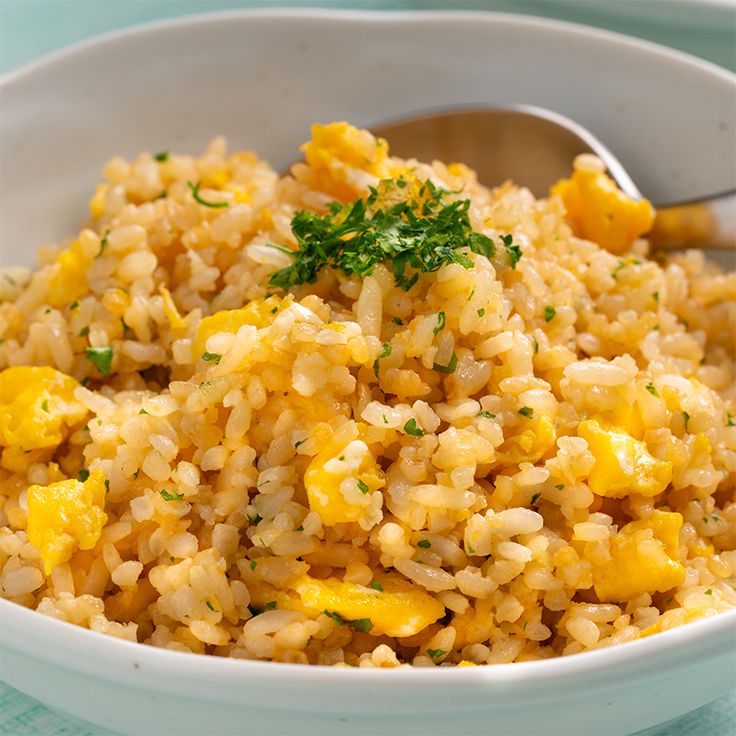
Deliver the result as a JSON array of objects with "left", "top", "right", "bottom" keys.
[{"left": 1, "top": 1, "right": 734, "bottom": 735}]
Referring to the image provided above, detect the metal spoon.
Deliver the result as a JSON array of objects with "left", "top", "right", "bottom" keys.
[{"left": 369, "top": 105, "right": 735, "bottom": 252}]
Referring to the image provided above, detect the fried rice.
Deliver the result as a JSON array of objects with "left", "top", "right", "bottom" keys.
[{"left": 0, "top": 121, "right": 734, "bottom": 667}]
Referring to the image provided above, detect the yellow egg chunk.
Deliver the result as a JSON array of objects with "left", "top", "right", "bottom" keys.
[
  {"left": 551, "top": 165, "right": 655, "bottom": 254},
  {"left": 304, "top": 431, "right": 384, "bottom": 527},
  {"left": 192, "top": 296, "right": 290, "bottom": 358},
  {"left": 593, "top": 510, "right": 685, "bottom": 603},
  {"left": 0, "top": 366, "right": 87, "bottom": 451},
  {"left": 579, "top": 419, "right": 672, "bottom": 498},
  {"left": 301, "top": 122, "right": 391, "bottom": 201},
  {"left": 46, "top": 240, "right": 91, "bottom": 307},
  {"left": 494, "top": 415, "right": 556, "bottom": 467},
  {"left": 27, "top": 468, "right": 108, "bottom": 575},
  {"left": 295, "top": 575, "right": 445, "bottom": 637}
]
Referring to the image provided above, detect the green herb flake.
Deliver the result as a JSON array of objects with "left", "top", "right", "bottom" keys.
[
  {"left": 205, "top": 600, "right": 218, "bottom": 612},
  {"left": 373, "top": 342, "right": 392, "bottom": 377},
  {"left": 201, "top": 351, "right": 222, "bottom": 364},
  {"left": 69, "top": 300, "right": 80, "bottom": 310},
  {"left": 403, "top": 418, "right": 424, "bottom": 437},
  {"left": 417, "top": 539, "right": 431, "bottom": 549},
  {"left": 85, "top": 346, "right": 113, "bottom": 376},
  {"left": 543, "top": 305, "right": 556, "bottom": 322},
  {"left": 78, "top": 469, "right": 90, "bottom": 482},
  {"left": 323, "top": 610, "right": 373, "bottom": 632},
  {"left": 503, "top": 234, "right": 522, "bottom": 269},
  {"left": 554, "top": 483, "right": 565, "bottom": 491},
  {"left": 357, "top": 479, "right": 370, "bottom": 494},
  {"left": 79, "top": 325, "right": 90, "bottom": 338},
  {"left": 187, "top": 180, "right": 228, "bottom": 208},
  {"left": 382, "top": 414, "right": 389, "bottom": 424},
  {"left": 153, "top": 151, "right": 169, "bottom": 162},
  {"left": 478, "top": 411, "right": 496, "bottom": 419},
  {"left": 704, "top": 589, "right": 713, "bottom": 596},
  {"left": 139, "top": 408, "right": 149, "bottom": 415},
  {"left": 426, "top": 648, "right": 447, "bottom": 661},
  {"left": 263, "top": 601, "right": 277, "bottom": 611},
  {"left": 727, "top": 413, "right": 736, "bottom": 427},
  {"left": 266, "top": 179, "right": 501, "bottom": 293},
  {"left": 44, "top": 308, "right": 51, "bottom": 315},
  {"left": 370, "top": 581, "right": 383, "bottom": 592},
  {"left": 433, "top": 351, "right": 458, "bottom": 375},
  {"left": 250, "top": 560, "right": 257, "bottom": 570},
  {"left": 104, "top": 479, "right": 110, "bottom": 494},
  {"left": 41, "top": 399, "right": 49, "bottom": 413},
  {"left": 645, "top": 381, "right": 660, "bottom": 397},
  {"left": 682, "top": 411, "right": 690, "bottom": 431},
  {"left": 519, "top": 406, "right": 534, "bottom": 419},
  {"left": 160, "top": 489, "right": 185, "bottom": 501},
  {"left": 652, "top": 291, "right": 659, "bottom": 303},
  {"left": 466, "top": 543, "right": 475, "bottom": 554},
  {"left": 248, "top": 512, "right": 263, "bottom": 524},
  {"left": 434, "top": 311, "right": 446, "bottom": 336},
  {"left": 530, "top": 492, "right": 542, "bottom": 505},
  {"left": 477, "top": 308, "right": 485, "bottom": 317},
  {"left": 132, "top": 468, "right": 140, "bottom": 479},
  {"left": 392, "top": 317, "right": 404, "bottom": 325},
  {"left": 97, "top": 231, "right": 110, "bottom": 257}
]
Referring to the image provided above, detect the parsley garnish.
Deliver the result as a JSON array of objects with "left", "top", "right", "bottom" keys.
[
  {"left": 477, "top": 308, "right": 485, "bottom": 317},
  {"left": 202, "top": 351, "right": 222, "bottom": 364},
  {"left": 370, "top": 581, "right": 383, "bottom": 592},
  {"left": 69, "top": 300, "right": 79, "bottom": 310},
  {"left": 645, "top": 381, "right": 659, "bottom": 397},
  {"left": 104, "top": 479, "right": 110, "bottom": 493},
  {"left": 85, "top": 346, "right": 113, "bottom": 376},
  {"left": 392, "top": 317, "right": 404, "bottom": 325},
  {"left": 652, "top": 291, "right": 659, "bottom": 303},
  {"left": 97, "top": 230, "right": 110, "bottom": 257},
  {"left": 373, "top": 342, "right": 392, "bottom": 377},
  {"left": 187, "top": 180, "right": 228, "bottom": 208},
  {"left": 519, "top": 406, "right": 534, "bottom": 418},
  {"left": 530, "top": 492, "right": 542, "bottom": 505},
  {"left": 543, "top": 306, "right": 556, "bottom": 322},
  {"left": 478, "top": 411, "right": 496, "bottom": 419},
  {"left": 727, "top": 413, "right": 735, "bottom": 427},
  {"left": 139, "top": 408, "right": 149, "bottom": 415},
  {"left": 160, "top": 489, "right": 184, "bottom": 501},
  {"left": 433, "top": 351, "right": 458, "bottom": 374},
  {"left": 79, "top": 325, "right": 90, "bottom": 337},
  {"left": 248, "top": 512, "right": 263, "bottom": 523},
  {"left": 153, "top": 151, "right": 169, "bottom": 162},
  {"left": 503, "top": 234, "right": 522, "bottom": 269},
  {"left": 426, "top": 648, "right": 447, "bottom": 661},
  {"left": 417, "top": 539, "right": 431, "bottom": 549},
  {"left": 532, "top": 336, "right": 539, "bottom": 354},
  {"left": 266, "top": 179, "right": 503, "bottom": 291},
  {"left": 357, "top": 479, "right": 370, "bottom": 494},
  {"left": 78, "top": 469, "right": 90, "bottom": 482},
  {"left": 41, "top": 399, "right": 49, "bottom": 413},
  {"left": 205, "top": 600, "right": 218, "bottom": 612},
  {"left": 323, "top": 610, "right": 373, "bottom": 633},
  {"left": 704, "top": 589, "right": 713, "bottom": 596},
  {"left": 554, "top": 483, "right": 565, "bottom": 491},
  {"left": 434, "top": 311, "right": 446, "bottom": 336},
  {"left": 683, "top": 411, "right": 690, "bottom": 431},
  {"left": 403, "top": 418, "right": 424, "bottom": 437},
  {"left": 250, "top": 560, "right": 257, "bottom": 570}
]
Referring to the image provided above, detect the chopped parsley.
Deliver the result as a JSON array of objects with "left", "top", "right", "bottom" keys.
[
  {"left": 139, "top": 408, "right": 149, "bottom": 415},
  {"left": 478, "top": 411, "right": 496, "bottom": 419},
  {"left": 187, "top": 180, "right": 228, "bottom": 208},
  {"left": 426, "top": 648, "right": 447, "bottom": 661},
  {"left": 727, "top": 413, "right": 735, "bottom": 427},
  {"left": 477, "top": 308, "right": 485, "bottom": 317},
  {"left": 373, "top": 342, "right": 392, "bottom": 377},
  {"left": 104, "top": 479, "right": 110, "bottom": 493},
  {"left": 250, "top": 560, "right": 257, "bottom": 570},
  {"left": 69, "top": 300, "right": 80, "bottom": 310},
  {"left": 266, "top": 179, "right": 504, "bottom": 291},
  {"left": 652, "top": 291, "right": 659, "bottom": 303},
  {"left": 323, "top": 610, "right": 373, "bottom": 633},
  {"left": 392, "top": 317, "right": 404, "bottom": 326},
  {"left": 357, "top": 479, "right": 370, "bottom": 494},
  {"left": 202, "top": 351, "right": 222, "bottom": 364},
  {"left": 205, "top": 600, "right": 218, "bottom": 612},
  {"left": 531, "top": 336, "right": 539, "bottom": 354},
  {"left": 41, "top": 399, "right": 49, "bottom": 413},
  {"left": 683, "top": 411, "right": 690, "bottom": 431},
  {"left": 519, "top": 406, "right": 534, "bottom": 419},
  {"left": 417, "top": 539, "right": 431, "bottom": 549},
  {"left": 555, "top": 483, "right": 565, "bottom": 491},
  {"left": 248, "top": 601, "right": 278, "bottom": 617},
  {"left": 704, "top": 589, "right": 713, "bottom": 596},
  {"left": 543, "top": 305, "right": 556, "bottom": 322},
  {"left": 645, "top": 381, "right": 659, "bottom": 397},
  {"left": 79, "top": 325, "right": 90, "bottom": 337},
  {"left": 160, "top": 489, "right": 184, "bottom": 501},
  {"left": 248, "top": 512, "right": 263, "bottom": 524},
  {"left": 434, "top": 311, "right": 446, "bottom": 336},
  {"left": 530, "top": 492, "right": 542, "bottom": 505},
  {"left": 403, "top": 418, "right": 424, "bottom": 437},
  {"left": 97, "top": 231, "right": 109, "bottom": 257},
  {"left": 370, "top": 581, "right": 383, "bottom": 592},
  {"left": 503, "top": 234, "right": 522, "bottom": 269},
  {"left": 78, "top": 469, "right": 90, "bottom": 482},
  {"left": 85, "top": 346, "right": 113, "bottom": 376},
  {"left": 153, "top": 150, "right": 169, "bottom": 162},
  {"left": 433, "top": 351, "right": 458, "bottom": 374}
]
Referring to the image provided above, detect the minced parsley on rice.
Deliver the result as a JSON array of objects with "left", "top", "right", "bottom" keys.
[{"left": 0, "top": 122, "right": 734, "bottom": 667}]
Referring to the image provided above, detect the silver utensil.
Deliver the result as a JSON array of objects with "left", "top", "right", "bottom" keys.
[{"left": 369, "top": 105, "right": 735, "bottom": 252}]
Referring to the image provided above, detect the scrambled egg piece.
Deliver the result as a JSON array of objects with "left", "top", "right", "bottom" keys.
[
  {"left": 593, "top": 510, "right": 685, "bottom": 602},
  {"left": 192, "top": 296, "right": 289, "bottom": 358},
  {"left": 295, "top": 575, "right": 444, "bottom": 637},
  {"left": 46, "top": 240, "right": 91, "bottom": 307},
  {"left": 159, "top": 286, "right": 187, "bottom": 336},
  {"left": 301, "top": 122, "right": 392, "bottom": 200},
  {"left": 0, "top": 366, "right": 87, "bottom": 451},
  {"left": 304, "top": 427, "right": 384, "bottom": 527},
  {"left": 495, "top": 415, "right": 557, "bottom": 467},
  {"left": 27, "top": 468, "right": 108, "bottom": 574},
  {"left": 579, "top": 419, "right": 672, "bottom": 498},
  {"left": 551, "top": 164, "right": 655, "bottom": 254}
]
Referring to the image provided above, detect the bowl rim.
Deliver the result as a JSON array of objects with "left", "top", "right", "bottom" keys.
[{"left": 1, "top": 7, "right": 735, "bottom": 688}]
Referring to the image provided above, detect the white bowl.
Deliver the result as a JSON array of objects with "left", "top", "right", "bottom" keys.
[{"left": 1, "top": 10, "right": 735, "bottom": 736}]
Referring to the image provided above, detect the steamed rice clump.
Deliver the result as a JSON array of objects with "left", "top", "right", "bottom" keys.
[{"left": 0, "top": 121, "right": 734, "bottom": 667}]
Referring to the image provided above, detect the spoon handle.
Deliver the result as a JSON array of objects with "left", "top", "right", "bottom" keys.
[{"left": 650, "top": 190, "right": 736, "bottom": 252}]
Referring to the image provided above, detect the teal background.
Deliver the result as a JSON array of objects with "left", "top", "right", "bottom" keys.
[{"left": 0, "top": 1, "right": 734, "bottom": 734}]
